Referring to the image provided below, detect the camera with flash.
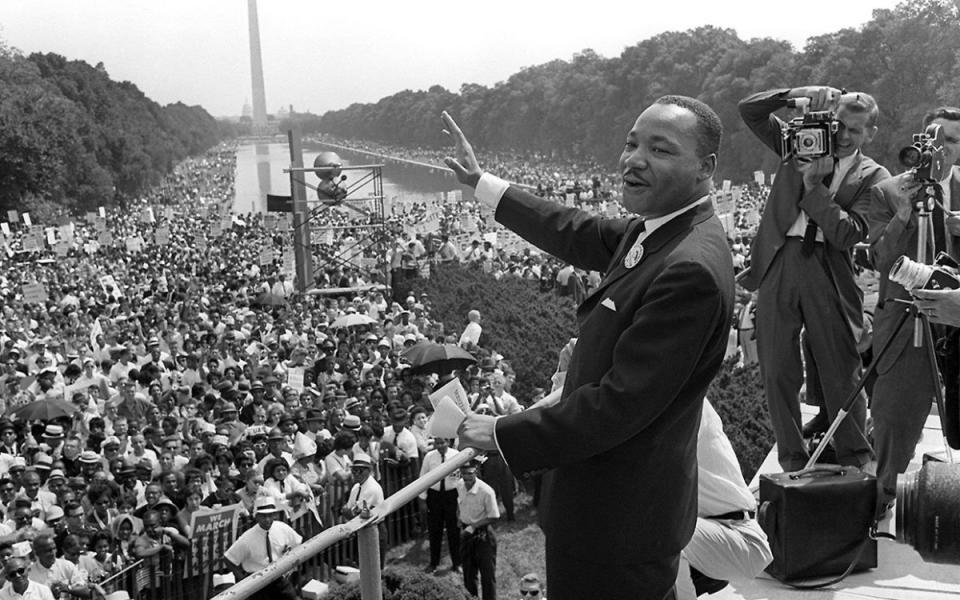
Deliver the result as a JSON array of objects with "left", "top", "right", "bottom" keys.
[{"left": 779, "top": 97, "right": 839, "bottom": 160}]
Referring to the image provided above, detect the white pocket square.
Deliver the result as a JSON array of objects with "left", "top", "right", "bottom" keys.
[{"left": 601, "top": 297, "right": 617, "bottom": 311}]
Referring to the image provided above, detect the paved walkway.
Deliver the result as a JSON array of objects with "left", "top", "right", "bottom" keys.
[{"left": 715, "top": 406, "right": 960, "bottom": 599}]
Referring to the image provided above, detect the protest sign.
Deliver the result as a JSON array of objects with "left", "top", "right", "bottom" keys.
[
  {"left": 0, "top": 223, "right": 8, "bottom": 237},
  {"left": 287, "top": 367, "right": 304, "bottom": 392},
  {"left": 22, "top": 235, "right": 42, "bottom": 252},
  {"left": 154, "top": 227, "right": 170, "bottom": 246},
  {"left": 429, "top": 377, "right": 471, "bottom": 416},
  {"left": 21, "top": 213, "right": 31, "bottom": 227},
  {"left": 259, "top": 247, "right": 275, "bottom": 267},
  {"left": 754, "top": 170, "right": 765, "bottom": 186},
  {"left": 98, "top": 206, "right": 106, "bottom": 218},
  {"left": 722, "top": 180, "right": 732, "bottom": 194},
  {"left": 22, "top": 283, "right": 48, "bottom": 305},
  {"left": 188, "top": 504, "right": 240, "bottom": 576},
  {"left": 98, "top": 231, "right": 113, "bottom": 246}
]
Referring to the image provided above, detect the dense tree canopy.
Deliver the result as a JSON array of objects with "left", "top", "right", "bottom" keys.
[
  {"left": 316, "top": 0, "right": 960, "bottom": 181},
  {"left": 0, "top": 46, "right": 226, "bottom": 213}
]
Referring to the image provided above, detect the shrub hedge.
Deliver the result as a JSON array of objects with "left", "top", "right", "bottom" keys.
[{"left": 325, "top": 565, "right": 470, "bottom": 600}]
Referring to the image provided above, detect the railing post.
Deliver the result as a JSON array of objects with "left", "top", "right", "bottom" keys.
[{"left": 357, "top": 524, "right": 382, "bottom": 600}]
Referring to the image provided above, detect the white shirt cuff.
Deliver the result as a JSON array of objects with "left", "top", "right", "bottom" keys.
[{"left": 475, "top": 173, "right": 509, "bottom": 211}]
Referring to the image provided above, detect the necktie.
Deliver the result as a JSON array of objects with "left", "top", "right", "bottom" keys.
[
  {"left": 439, "top": 451, "right": 446, "bottom": 492},
  {"left": 932, "top": 184, "right": 946, "bottom": 256},
  {"left": 265, "top": 529, "right": 273, "bottom": 563},
  {"left": 802, "top": 172, "right": 834, "bottom": 256}
]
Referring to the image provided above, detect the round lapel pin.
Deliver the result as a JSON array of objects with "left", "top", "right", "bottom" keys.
[{"left": 624, "top": 244, "right": 644, "bottom": 269}]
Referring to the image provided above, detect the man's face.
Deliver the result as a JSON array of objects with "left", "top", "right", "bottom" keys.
[
  {"left": 33, "top": 537, "right": 57, "bottom": 568},
  {"left": 618, "top": 103, "right": 712, "bottom": 218},
  {"left": 22, "top": 472, "right": 40, "bottom": 498},
  {"left": 4, "top": 558, "right": 29, "bottom": 593},
  {"left": 835, "top": 105, "right": 877, "bottom": 158},
  {"left": 933, "top": 117, "right": 960, "bottom": 170},
  {"left": 519, "top": 580, "right": 543, "bottom": 598},
  {"left": 461, "top": 467, "right": 478, "bottom": 488},
  {"left": 255, "top": 511, "right": 275, "bottom": 531},
  {"left": 144, "top": 514, "right": 162, "bottom": 539}
]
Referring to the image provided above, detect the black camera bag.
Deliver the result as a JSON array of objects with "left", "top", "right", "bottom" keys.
[{"left": 759, "top": 465, "right": 877, "bottom": 582}]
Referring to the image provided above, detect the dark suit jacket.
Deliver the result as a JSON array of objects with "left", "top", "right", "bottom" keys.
[
  {"left": 868, "top": 168, "right": 960, "bottom": 372},
  {"left": 738, "top": 89, "right": 890, "bottom": 338},
  {"left": 492, "top": 187, "right": 734, "bottom": 565}
]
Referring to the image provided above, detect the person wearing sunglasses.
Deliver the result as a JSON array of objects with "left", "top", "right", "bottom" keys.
[
  {"left": 0, "top": 557, "right": 54, "bottom": 600},
  {"left": 518, "top": 573, "right": 545, "bottom": 599}
]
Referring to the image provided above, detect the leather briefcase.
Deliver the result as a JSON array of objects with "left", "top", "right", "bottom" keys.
[{"left": 759, "top": 465, "right": 877, "bottom": 581}]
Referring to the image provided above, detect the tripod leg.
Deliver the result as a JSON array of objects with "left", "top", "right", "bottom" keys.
[{"left": 804, "top": 306, "right": 913, "bottom": 470}]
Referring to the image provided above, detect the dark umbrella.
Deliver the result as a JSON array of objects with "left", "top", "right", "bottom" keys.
[
  {"left": 254, "top": 292, "right": 287, "bottom": 307},
  {"left": 7, "top": 399, "right": 77, "bottom": 421},
  {"left": 402, "top": 342, "right": 477, "bottom": 375}
]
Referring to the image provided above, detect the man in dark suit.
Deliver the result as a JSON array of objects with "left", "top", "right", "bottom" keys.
[
  {"left": 868, "top": 106, "right": 960, "bottom": 513},
  {"left": 445, "top": 95, "right": 735, "bottom": 600},
  {"left": 737, "top": 86, "right": 889, "bottom": 472}
]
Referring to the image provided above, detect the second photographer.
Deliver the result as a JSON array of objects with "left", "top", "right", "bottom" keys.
[
  {"left": 738, "top": 86, "right": 890, "bottom": 472},
  {"left": 867, "top": 106, "right": 960, "bottom": 515}
]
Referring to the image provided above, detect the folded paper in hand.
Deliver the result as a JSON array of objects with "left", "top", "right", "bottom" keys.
[
  {"left": 427, "top": 396, "right": 466, "bottom": 438},
  {"left": 429, "top": 378, "right": 471, "bottom": 414}
]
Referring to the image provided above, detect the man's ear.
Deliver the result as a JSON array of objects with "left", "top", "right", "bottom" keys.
[{"left": 698, "top": 154, "right": 718, "bottom": 183}]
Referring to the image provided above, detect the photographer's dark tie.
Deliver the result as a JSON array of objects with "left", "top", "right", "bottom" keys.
[
  {"left": 801, "top": 171, "right": 835, "bottom": 256},
  {"left": 932, "top": 184, "right": 946, "bottom": 256}
]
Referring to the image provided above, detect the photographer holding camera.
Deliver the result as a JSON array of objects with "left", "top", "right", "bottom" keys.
[
  {"left": 867, "top": 106, "right": 960, "bottom": 515},
  {"left": 738, "top": 86, "right": 889, "bottom": 472}
]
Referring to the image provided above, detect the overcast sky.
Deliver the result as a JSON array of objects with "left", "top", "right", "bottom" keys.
[{"left": 0, "top": 0, "right": 903, "bottom": 118}]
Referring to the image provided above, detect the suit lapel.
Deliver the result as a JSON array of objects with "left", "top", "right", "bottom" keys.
[
  {"left": 832, "top": 153, "right": 865, "bottom": 210},
  {"left": 578, "top": 202, "right": 715, "bottom": 317}
]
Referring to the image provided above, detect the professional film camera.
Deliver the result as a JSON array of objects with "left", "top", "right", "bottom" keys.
[
  {"left": 895, "top": 460, "right": 960, "bottom": 565},
  {"left": 779, "top": 96, "right": 840, "bottom": 160},
  {"left": 899, "top": 123, "right": 948, "bottom": 182},
  {"left": 889, "top": 252, "right": 960, "bottom": 291}
]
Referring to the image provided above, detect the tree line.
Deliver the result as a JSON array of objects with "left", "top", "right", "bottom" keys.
[
  {"left": 0, "top": 43, "right": 230, "bottom": 215},
  {"left": 312, "top": 0, "right": 960, "bottom": 182}
]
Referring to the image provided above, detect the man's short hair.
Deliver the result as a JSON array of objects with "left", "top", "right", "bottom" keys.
[
  {"left": 840, "top": 92, "right": 880, "bottom": 128},
  {"left": 520, "top": 573, "right": 542, "bottom": 586},
  {"left": 654, "top": 95, "right": 722, "bottom": 157},
  {"left": 922, "top": 106, "right": 960, "bottom": 128}
]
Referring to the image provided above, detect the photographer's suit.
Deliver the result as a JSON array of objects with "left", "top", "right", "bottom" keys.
[
  {"left": 868, "top": 168, "right": 960, "bottom": 506},
  {"left": 738, "top": 89, "right": 889, "bottom": 471},
  {"left": 491, "top": 187, "right": 734, "bottom": 600}
]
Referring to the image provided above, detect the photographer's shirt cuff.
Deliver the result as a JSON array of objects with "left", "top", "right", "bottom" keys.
[{"left": 475, "top": 173, "right": 510, "bottom": 212}]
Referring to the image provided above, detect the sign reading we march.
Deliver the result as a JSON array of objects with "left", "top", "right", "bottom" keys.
[{"left": 188, "top": 504, "right": 240, "bottom": 576}]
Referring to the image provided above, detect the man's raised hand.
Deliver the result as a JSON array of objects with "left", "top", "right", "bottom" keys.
[{"left": 441, "top": 111, "right": 482, "bottom": 189}]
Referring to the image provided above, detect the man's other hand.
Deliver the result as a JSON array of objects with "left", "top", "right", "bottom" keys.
[
  {"left": 913, "top": 289, "right": 960, "bottom": 326},
  {"left": 796, "top": 156, "right": 836, "bottom": 191},
  {"left": 441, "top": 111, "right": 482, "bottom": 189},
  {"left": 457, "top": 413, "right": 498, "bottom": 451}
]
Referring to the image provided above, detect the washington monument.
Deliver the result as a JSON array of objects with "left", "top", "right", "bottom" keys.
[{"left": 247, "top": 0, "right": 268, "bottom": 132}]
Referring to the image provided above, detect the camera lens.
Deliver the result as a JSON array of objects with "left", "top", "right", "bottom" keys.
[
  {"left": 899, "top": 146, "right": 922, "bottom": 168},
  {"left": 896, "top": 462, "right": 960, "bottom": 564},
  {"left": 801, "top": 137, "right": 816, "bottom": 149}
]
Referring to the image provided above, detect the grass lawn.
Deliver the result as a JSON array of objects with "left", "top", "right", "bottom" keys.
[{"left": 386, "top": 490, "right": 546, "bottom": 599}]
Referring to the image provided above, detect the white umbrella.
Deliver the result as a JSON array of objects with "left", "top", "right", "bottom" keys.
[{"left": 330, "top": 313, "right": 375, "bottom": 329}]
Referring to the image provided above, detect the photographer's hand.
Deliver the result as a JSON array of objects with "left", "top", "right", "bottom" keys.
[
  {"left": 790, "top": 86, "right": 842, "bottom": 111},
  {"left": 796, "top": 156, "right": 835, "bottom": 192},
  {"left": 441, "top": 111, "right": 482, "bottom": 189},
  {"left": 913, "top": 289, "right": 960, "bottom": 326}
]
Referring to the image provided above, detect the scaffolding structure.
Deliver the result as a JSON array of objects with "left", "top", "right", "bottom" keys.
[{"left": 284, "top": 129, "right": 391, "bottom": 293}]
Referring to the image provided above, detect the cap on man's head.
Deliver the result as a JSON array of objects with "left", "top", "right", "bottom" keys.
[
  {"left": 342, "top": 415, "right": 362, "bottom": 431},
  {"left": 79, "top": 450, "right": 101, "bottom": 464}
]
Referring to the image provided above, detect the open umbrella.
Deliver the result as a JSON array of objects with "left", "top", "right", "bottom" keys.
[
  {"left": 402, "top": 342, "right": 477, "bottom": 375},
  {"left": 253, "top": 292, "right": 288, "bottom": 307},
  {"left": 330, "top": 313, "right": 376, "bottom": 329},
  {"left": 7, "top": 398, "right": 77, "bottom": 421}
]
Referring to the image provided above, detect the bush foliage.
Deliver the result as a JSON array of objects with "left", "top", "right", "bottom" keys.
[
  {"left": 325, "top": 565, "right": 470, "bottom": 600},
  {"left": 421, "top": 263, "right": 578, "bottom": 402}
]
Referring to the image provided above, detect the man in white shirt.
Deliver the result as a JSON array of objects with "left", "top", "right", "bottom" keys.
[
  {"left": 381, "top": 410, "right": 419, "bottom": 461},
  {"left": 457, "top": 461, "right": 499, "bottom": 600},
  {"left": 0, "top": 558, "right": 54, "bottom": 600},
  {"left": 458, "top": 310, "right": 483, "bottom": 348},
  {"left": 28, "top": 535, "right": 91, "bottom": 599},
  {"left": 225, "top": 498, "right": 301, "bottom": 600},
  {"left": 418, "top": 438, "right": 460, "bottom": 574},
  {"left": 340, "top": 454, "right": 386, "bottom": 564},
  {"left": 675, "top": 399, "right": 772, "bottom": 598}
]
